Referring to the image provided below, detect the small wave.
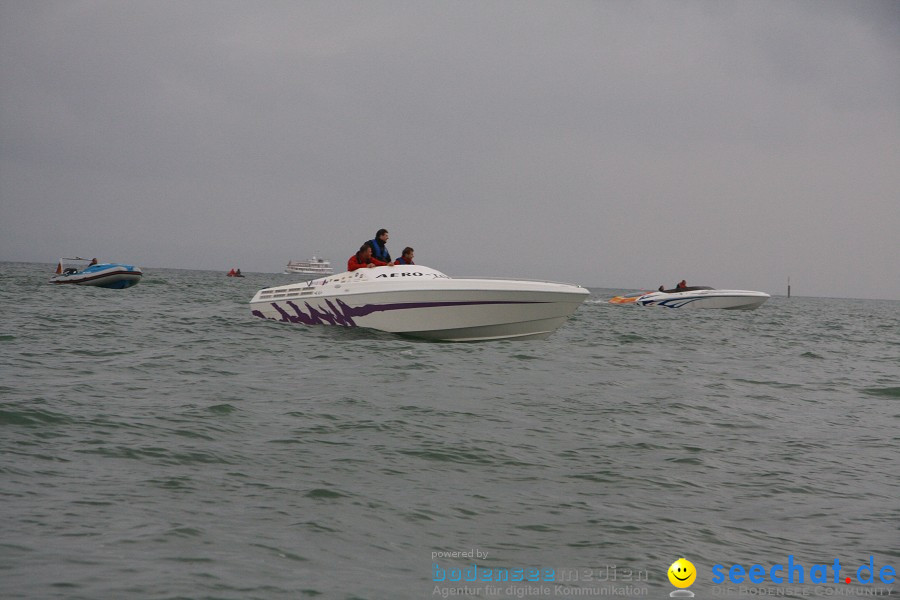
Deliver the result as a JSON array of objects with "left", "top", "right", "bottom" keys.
[
  {"left": 77, "top": 446, "right": 234, "bottom": 465},
  {"left": 861, "top": 386, "right": 900, "bottom": 398},
  {"left": 0, "top": 408, "right": 73, "bottom": 426},
  {"left": 734, "top": 378, "right": 802, "bottom": 389},
  {"left": 516, "top": 524, "right": 560, "bottom": 532},
  {"left": 69, "top": 349, "right": 130, "bottom": 357},
  {"left": 162, "top": 556, "right": 214, "bottom": 563},
  {"left": 172, "top": 428, "right": 215, "bottom": 441},
  {"left": 617, "top": 334, "right": 648, "bottom": 343},
  {"left": 164, "top": 526, "right": 203, "bottom": 538},
  {"left": 297, "top": 520, "right": 340, "bottom": 533},
  {"left": 249, "top": 543, "right": 308, "bottom": 562},
  {"left": 666, "top": 456, "right": 705, "bottom": 465},
  {"left": 399, "top": 448, "right": 494, "bottom": 465},
  {"left": 568, "top": 472, "right": 618, "bottom": 483},
  {"left": 145, "top": 476, "right": 195, "bottom": 490},
  {"left": 305, "top": 488, "right": 348, "bottom": 499}
]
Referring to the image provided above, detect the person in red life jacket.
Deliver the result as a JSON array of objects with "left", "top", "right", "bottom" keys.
[
  {"left": 348, "top": 243, "right": 390, "bottom": 271},
  {"left": 676, "top": 279, "right": 687, "bottom": 290},
  {"left": 394, "top": 247, "right": 415, "bottom": 265}
]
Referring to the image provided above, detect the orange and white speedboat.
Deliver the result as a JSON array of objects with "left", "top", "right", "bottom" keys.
[{"left": 609, "top": 286, "right": 769, "bottom": 310}]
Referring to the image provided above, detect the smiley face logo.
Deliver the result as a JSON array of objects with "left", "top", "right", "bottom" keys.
[{"left": 668, "top": 558, "right": 697, "bottom": 588}]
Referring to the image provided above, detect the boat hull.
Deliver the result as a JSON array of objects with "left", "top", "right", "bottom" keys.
[
  {"left": 250, "top": 266, "right": 589, "bottom": 341},
  {"left": 282, "top": 270, "right": 331, "bottom": 280},
  {"left": 610, "top": 289, "right": 769, "bottom": 310},
  {"left": 50, "top": 264, "right": 142, "bottom": 289}
]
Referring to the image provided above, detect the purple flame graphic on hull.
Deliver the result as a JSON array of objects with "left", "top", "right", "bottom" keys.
[{"left": 252, "top": 298, "right": 544, "bottom": 327}]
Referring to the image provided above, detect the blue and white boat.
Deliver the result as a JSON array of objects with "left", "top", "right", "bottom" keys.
[{"left": 49, "top": 258, "right": 143, "bottom": 289}]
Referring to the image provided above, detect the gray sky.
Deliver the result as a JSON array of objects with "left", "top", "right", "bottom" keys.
[{"left": 2, "top": 1, "right": 898, "bottom": 299}]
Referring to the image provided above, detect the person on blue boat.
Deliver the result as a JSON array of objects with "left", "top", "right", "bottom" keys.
[
  {"left": 394, "top": 247, "right": 415, "bottom": 265},
  {"left": 370, "top": 229, "right": 391, "bottom": 264}
]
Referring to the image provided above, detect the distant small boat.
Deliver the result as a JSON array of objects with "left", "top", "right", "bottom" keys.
[
  {"left": 609, "top": 286, "right": 769, "bottom": 310},
  {"left": 227, "top": 268, "right": 244, "bottom": 277},
  {"left": 49, "top": 258, "right": 142, "bottom": 289},
  {"left": 285, "top": 256, "right": 333, "bottom": 277}
]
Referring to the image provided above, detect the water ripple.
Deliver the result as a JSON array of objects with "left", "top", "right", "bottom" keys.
[{"left": 1, "top": 264, "right": 898, "bottom": 598}]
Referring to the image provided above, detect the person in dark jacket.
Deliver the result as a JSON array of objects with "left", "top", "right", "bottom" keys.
[
  {"left": 394, "top": 247, "right": 415, "bottom": 265},
  {"left": 370, "top": 229, "right": 391, "bottom": 263}
]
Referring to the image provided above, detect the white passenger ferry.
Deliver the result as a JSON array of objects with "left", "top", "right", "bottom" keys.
[{"left": 284, "top": 256, "right": 333, "bottom": 277}]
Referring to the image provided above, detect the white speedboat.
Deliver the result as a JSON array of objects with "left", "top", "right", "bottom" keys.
[
  {"left": 250, "top": 265, "right": 589, "bottom": 341},
  {"left": 285, "top": 256, "right": 333, "bottom": 277},
  {"left": 609, "top": 286, "right": 769, "bottom": 310},
  {"left": 49, "top": 258, "right": 142, "bottom": 289}
]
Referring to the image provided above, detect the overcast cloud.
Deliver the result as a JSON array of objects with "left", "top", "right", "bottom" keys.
[{"left": 1, "top": 1, "right": 898, "bottom": 299}]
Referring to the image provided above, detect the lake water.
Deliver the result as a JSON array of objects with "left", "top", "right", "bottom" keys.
[{"left": 1, "top": 262, "right": 898, "bottom": 599}]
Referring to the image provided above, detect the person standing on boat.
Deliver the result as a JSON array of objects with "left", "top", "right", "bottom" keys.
[
  {"left": 394, "top": 247, "right": 415, "bottom": 265},
  {"left": 348, "top": 243, "right": 391, "bottom": 271},
  {"left": 370, "top": 229, "right": 391, "bottom": 264}
]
